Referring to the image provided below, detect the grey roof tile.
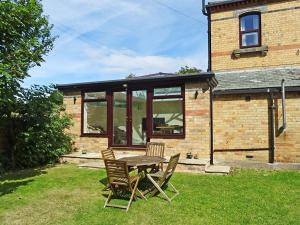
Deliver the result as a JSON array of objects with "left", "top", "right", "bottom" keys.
[{"left": 215, "top": 67, "right": 300, "bottom": 90}]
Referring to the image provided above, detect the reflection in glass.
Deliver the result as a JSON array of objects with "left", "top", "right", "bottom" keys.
[
  {"left": 84, "top": 92, "right": 106, "bottom": 100},
  {"left": 83, "top": 102, "right": 107, "bottom": 134},
  {"left": 241, "top": 14, "right": 259, "bottom": 31},
  {"left": 132, "top": 90, "right": 147, "bottom": 145},
  {"left": 154, "top": 87, "right": 181, "bottom": 96},
  {"left": 113, "top": 92, "right": 127, "bottom": 145},
  {"left": 242, "top": 32, "right": 259, "bottom": 47},
  {"left": 152, "top": 98, "right": 183, "bottom": 135}
]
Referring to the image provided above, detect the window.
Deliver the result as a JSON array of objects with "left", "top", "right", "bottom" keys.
[
  {"left": 82, "top": 91, "right": 107, "bottom": 135},
  {"left": 240, "top": 13, "right": 261, "bottom": 48},
  {"left": 151, "top": 86, "right": 184, "bottom": 137}
]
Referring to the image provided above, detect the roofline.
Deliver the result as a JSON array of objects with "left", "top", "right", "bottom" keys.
[
  {"left": 56, "top": 72, "right": 216, "bottom": 90},
  {"left": 207, "top": 0, "right": 245, "bottom": 8},
  {"left": 206, "top": 0, "right": 291, "bottom": 12},
  {"left": 213, "top": 86, "right": 300, "bottom": 95}
]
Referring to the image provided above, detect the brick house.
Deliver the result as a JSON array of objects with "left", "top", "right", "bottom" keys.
[
  {"left": 208, "top": 0, "right": 300, "bottom": 163},
  {"left": 58, "top": 0, "right": 300, "bottom": 164}
]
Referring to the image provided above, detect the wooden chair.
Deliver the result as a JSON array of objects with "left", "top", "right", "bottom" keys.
[
  {"left": 103, "top": 159, "right": 146, "bottom": 212},
  {"left": 146, "top": 153, "right": 180, "bottom": 203},
  {"left": 101, "top": 148, "right": 115, "bottom": 160},
  {"left": 146, "top": 142, "right": 165, "bottom": 171}
]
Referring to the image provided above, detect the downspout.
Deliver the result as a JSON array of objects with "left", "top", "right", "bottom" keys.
[
  {"left": 202, "top": 0, "right": 214, "bottom": 164},
  {"left": 202, "top": 0, "right": 212, "bottom": 72},
  {"left": 209, "top": 85, "right": 214, "bottom": 165},
  {"left": 268, "top": 89, "right": 275, "bottom": 163},
  {"left": 281, "top": 79, "right": 287, "bottom": 131}
]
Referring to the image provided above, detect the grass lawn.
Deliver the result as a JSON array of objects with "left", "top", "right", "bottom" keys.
[{"left": 0, "top": 164, "right": 299, "bottom": 225}]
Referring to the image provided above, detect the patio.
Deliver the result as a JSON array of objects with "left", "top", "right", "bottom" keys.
[{"left": 0, "top": 164, "right": 299, "bottom": 225}]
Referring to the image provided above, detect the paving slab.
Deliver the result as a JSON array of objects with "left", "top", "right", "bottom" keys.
[{"left": 205, "top": 165, "right": 231, "bottom": 174}]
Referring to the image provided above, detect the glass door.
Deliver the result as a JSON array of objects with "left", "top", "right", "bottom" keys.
[
  {"left": 131, "top": 90, "right": 147, "bottom": 146},
  {"left": 112, "top": 91, "right": 128, "bottom": 146},
  {"left": 110, "top": 89, "right": 147, "bottom": 147}
]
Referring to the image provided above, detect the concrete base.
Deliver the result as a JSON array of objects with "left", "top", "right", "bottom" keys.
[{"left": 61, "top": 152, "right": 209, "bottom": 173}]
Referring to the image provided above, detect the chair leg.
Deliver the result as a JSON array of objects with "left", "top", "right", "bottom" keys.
[
  {"left": 126, "top": 179, "right": 139, "bottom": 212},
  {"left": 137, "top": 188, "right": 147, "bottom": 200},
  {"left": 104, "top": 190, "right": 113, "bottom": 208},
  {"left": 146, "top": 174, "right": 172, "bottom": 203}
]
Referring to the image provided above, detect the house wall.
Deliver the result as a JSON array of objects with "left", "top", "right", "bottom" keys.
[
  {"left": 62, "top": 81, "right": 211, "bottom": 159},
  {"left": 214, "top": 93, "right": 300, "bottom": 163},
  {"left": 152, "top": 82, "right": 211, "bottom": 159},
  {"left": 210, "top": 0, "right": 300, "bottom": 72}
]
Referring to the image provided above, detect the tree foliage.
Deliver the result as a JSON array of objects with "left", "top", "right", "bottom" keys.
[
  {"left": 0, "top": 86, "right": 73, "bottom": 169},
  {"left": 0, "top": 1, "right": 71, "bottom": 170},
  {"left": 177, "top": 66, "right": 202, "bottom": 74}
]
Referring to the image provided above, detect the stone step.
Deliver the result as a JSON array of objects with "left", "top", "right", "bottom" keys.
[{"left": 204, "top": 164, "right": 231, "bottom": 175}]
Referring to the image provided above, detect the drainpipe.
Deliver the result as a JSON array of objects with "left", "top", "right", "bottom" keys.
[
  {"left": 202, "top": 0, "right": 212, "bottom": 72},
  {"left": 209, "top": 86, "right": 214, "bottom": 165},
  {"left": 202, "top": 0, "right": 213, "bottom": 164},
  {"left": 268, "top": 89, "right": 275, "bottom": 163},
  {"left": 281, "top": 79, "right": 287, "bottom": 131}
]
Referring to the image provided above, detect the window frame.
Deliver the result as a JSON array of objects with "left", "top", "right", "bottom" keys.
[
  {"left": 239, "top": 12, "right": 262, "bottom": 49},
  {"left": 149, "top": 84, "right": 185, "bottom": 139},
  {"left": 81, "top": 91, "right": 108, "bottom": 137}
]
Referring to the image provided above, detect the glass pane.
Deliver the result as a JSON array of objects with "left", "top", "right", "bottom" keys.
[
  {"left": 132, "top": 90, "right": 147, "bottom": 145},
  {"left": 242, "top": 32, "right": 259, "bottom": 47},
  {"left": 83, "top": 102, "right": 107, "bottom": 134},
  {"left": 241, "top": 14, "right": 259, "bottom": 31},
  {"left": 113, "top": 92, "right": 127, "bottom": 145},
  {"left": 84, "top": 92, "right": 106, "bottom": 100},
  {"left": 152, "top": 98, "right": 183, "bottom": 135},
  {"left": 154, "top": 87, "right": 181, "bottom": 96}
]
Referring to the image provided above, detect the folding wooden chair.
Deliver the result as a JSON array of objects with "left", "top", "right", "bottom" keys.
[
  {"left": 103, "top": 159, "right": 146, "bottom": 212},
  {"left": 146, "top": 142, "right": 165, "bottom": 171},
  {"left": 146, "top": 153, "right": 180, "bottom": 203},
  {"left": 101, "top": 148, "right": 115, "bottom": 160}
]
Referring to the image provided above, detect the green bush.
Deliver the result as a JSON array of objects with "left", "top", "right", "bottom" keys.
[{"left": 2, "top": 85, "right": 73, "bottom": 169}]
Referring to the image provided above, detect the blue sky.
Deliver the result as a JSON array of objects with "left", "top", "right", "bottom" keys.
[{"left": 25, "top": 0, "right": 209, "bottom": 87}]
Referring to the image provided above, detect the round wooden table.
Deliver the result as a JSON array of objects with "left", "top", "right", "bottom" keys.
[{"left": 118, "top": 155, "right": 165, "bottom": 167}]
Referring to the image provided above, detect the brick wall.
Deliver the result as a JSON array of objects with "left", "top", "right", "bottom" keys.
[
  {"left": 214, "top": 93, "right": 300, "bottom": 163},
  {"left": 211, "top": 0, "right": 300, "bottom": 72},
  {"left": 62, "top": 81, "right": 211, "bottom": 159},
  {"left": 152, "top": 82, "right": 211, "bottom": 159}
]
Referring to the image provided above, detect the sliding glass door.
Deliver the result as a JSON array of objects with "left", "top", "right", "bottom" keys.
[
  {"left": 112, "top": 91, "right": 127, "bottom": 146},
  {"left": 111, "top": 89, "right": 147, "bottom": 147},
  {"left": 131, "top": 90, "right": 147, "bottom": 146}
]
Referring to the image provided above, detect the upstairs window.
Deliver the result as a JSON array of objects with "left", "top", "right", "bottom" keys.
[{"left": 239, "top": 13, "right": 261, "bottom": 48}]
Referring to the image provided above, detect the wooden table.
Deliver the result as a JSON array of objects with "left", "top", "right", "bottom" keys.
[{"left": 118, "top": 155, "right": 165, "bottom": 167}]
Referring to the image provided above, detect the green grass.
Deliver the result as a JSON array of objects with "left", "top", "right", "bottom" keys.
[{"left": 0, "top": 164, "right": 299, "bottom": 225}]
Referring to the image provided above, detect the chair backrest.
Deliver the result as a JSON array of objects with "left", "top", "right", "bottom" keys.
[
  {"left": 146, "top": 142, "right": 165, "bottom": 158},
  {"left": 101, "top": 148, "right": 116, "bottom": 160},
  {"left": 162, "top": 153, "right": 180, "bottom": 181},
  {"left": 104, "top": 159, "right": 130, "bottom": 187}
]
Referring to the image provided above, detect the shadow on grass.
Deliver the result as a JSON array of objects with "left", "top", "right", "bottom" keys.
[{"left": 0, "top": 167, "right": 48, "bottom": 197}]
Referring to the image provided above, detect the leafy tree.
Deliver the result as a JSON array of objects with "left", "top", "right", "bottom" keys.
[
  {"left": 126, "top": 73, "right": 136, "bottom": 79},
  {"left": 177, "top": 66, "right": 202, "bottom": 74},
  {"left": 0, "top": 0, "right": 57, "bottom": 169}
]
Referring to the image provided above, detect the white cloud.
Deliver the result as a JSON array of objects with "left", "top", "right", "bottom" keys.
[{"left": 25, "top": 0, "right": 208, "bottom": 86}]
